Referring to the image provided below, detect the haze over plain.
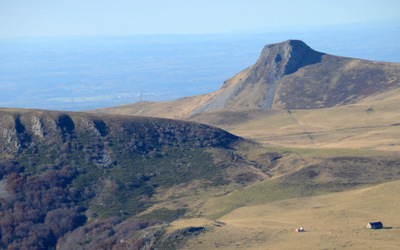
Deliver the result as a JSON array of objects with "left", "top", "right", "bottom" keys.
[{"left": 0, "top": 0, "right": 399, "bottom": 110}]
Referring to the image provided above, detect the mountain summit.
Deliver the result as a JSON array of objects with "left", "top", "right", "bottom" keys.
[
  {"left": 192, "top": 40, "right": 324, "bottom": 113},
  {"left": 254, "top": 40, "right": 323, "bottom": 77},
  {"left": 92, "top": 40, "right": 400, "bottom": 118}
]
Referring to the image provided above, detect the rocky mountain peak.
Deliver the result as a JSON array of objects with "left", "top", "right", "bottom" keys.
[{"left": 250, "top": 40, "right": 323, "bottom": 83}]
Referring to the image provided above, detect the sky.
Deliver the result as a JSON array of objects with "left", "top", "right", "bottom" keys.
[{"left": 1, "top": 0, "right": 400, "bottom": 38}]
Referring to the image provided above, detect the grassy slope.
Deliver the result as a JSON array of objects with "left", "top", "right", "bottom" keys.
[
  {"left": 179, "top": 179, "right": 400, "bottom": 249},
  {"left": 196, "top": 88, "right": 400, "bottom": 151},
  {"left": 152, "top": 143, "right": 399, "bottom": 249},
  {"left": 196, "top": 145, "right": 397, "bottom": 217}
]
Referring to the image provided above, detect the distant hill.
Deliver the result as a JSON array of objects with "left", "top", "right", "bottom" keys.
[{"left": 91, "top": 40, "right": 400, "bottom": 119}]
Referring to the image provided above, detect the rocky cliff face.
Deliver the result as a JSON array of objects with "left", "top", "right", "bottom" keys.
[
  {"left": 0, "top": 109, "right": 239, "bottom": 159},
  {"left": 249, "top": 40, "right": 323, "bottom": 82}
]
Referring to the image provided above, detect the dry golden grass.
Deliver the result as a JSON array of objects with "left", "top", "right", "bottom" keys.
[
  {"left": 179, "top": 180, "right": 400, "bottom": 249},
  {"left": 221, "top": 88, "right": 400, "bottom": 151}
]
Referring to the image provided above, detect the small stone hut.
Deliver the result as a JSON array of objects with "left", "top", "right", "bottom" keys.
[{"left": 367, "top": 221, "right": 383, "bottom": 229}]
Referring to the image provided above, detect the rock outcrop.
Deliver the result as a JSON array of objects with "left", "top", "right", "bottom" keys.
[{"left": 0, "top": 109, "right": 239, "bottom": 158}]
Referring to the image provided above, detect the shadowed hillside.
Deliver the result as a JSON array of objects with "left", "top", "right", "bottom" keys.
[
  {"left": 91, "top": 40, "right": 400, "bottom": 119},
  {"left": 0, "top": 108, "right": 261, "bottom": 248},
  {"left": 0, "top": 108, "right": 239, "bottom": 158}
]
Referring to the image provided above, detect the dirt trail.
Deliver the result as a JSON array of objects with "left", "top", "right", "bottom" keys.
[{"left": 287, "top": 110, "right": 315, "bottom": 144}]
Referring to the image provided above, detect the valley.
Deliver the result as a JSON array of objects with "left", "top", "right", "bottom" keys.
[{"left": 1, "top": 40, "right": 400, "bottom": 249}]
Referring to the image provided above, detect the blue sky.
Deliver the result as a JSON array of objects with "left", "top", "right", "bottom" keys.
[{"left": 1, "top": 0, "right": 400, "bottom": 37}]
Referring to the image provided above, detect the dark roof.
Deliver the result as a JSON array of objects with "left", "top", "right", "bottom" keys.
[{"left": 368, "top": 222, "right": 383, "bottom": 229}]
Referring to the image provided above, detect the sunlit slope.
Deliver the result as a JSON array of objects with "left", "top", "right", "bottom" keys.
[
  {"left": 191, "top": 88, "right": 400, "bottom": 151},
  {"left": 179, "top": 180, "right": 400, "bottom": 249}
]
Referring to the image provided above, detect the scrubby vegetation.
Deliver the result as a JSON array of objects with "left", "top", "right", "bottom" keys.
[
  {"left": 0, "top": 162, "right": 84, "bottom": 249},
  {"left": 0, "top": 158, "right": 161, "bottom": 249},
  {"left": 58, "top": 217, "right": 160, "bottom": 249},
  {"left": 0, "top": 109, "right": 246, "bottom": 249}
]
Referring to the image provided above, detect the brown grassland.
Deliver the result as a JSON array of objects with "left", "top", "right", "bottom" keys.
[
  {"left": 190, "top": 88, "right": 400, "bottom": 152},
  {"left": 173, "top": 180, "right": 400, "bottom": 249},
  {"left": 154, "top": 88, "right": 400, "bottom": 249}
]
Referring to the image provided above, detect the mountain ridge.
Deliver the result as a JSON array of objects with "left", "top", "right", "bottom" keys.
[
  {"left": 0, "top": 108, "right": 240, "bottom": 158},
  {"left": 91, "top": 40, "right": 400, "bottom": 118}
]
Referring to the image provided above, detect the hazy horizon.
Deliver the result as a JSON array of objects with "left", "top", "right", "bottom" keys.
[{"left": 1, "top": 0, "right": 400, "bottom": 38}]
